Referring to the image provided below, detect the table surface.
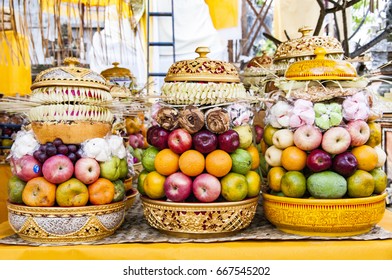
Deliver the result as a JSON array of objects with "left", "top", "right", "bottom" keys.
[{"left": 0, "top": 210, "right": 391, "bottom": 260}]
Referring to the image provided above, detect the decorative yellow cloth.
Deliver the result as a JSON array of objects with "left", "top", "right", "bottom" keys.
[
  {"left": 0, "top": 31, "right": 31, "bottom": 96},
  {"left": 205, "top": 0, "right": 238, "bottom": 30},
  {"left": 0, "top": 165, "right": 12, "bottom": 223}
]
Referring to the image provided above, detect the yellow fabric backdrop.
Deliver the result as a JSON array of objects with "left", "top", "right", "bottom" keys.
[
  {"left": 0, "top": 165, "right": 12, "bottom": 223},
  {"left": 205, "top": 0, "right": 238, "bottom": 30},
  {"left": 0, "top": 32, "right": 31, "bottom": 96}
]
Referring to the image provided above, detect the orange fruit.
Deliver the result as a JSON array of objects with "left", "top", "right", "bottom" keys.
[
  {"left": 347, "top": 170, "right": 375, "bottom": 198},
  {"left": 281, "top": 146, "right": 307, "bottom": 171},
  {"left": 370, "top": 168, "right": 388, "bottom": 194},
  {"left": 267, "top": 166, "right": 286, "bottom": 192},
  {"left": 245, "top": 170, "right": 261, "bottom": 197},
  {"left": 206, "top": 149, "right": 232, "bottom": 177},
  {"left": 280, "top": 171, "right": 307, "bottom": 198},
  {"left": 351, "top": 145, "right": 378, "bottom": 171},
  {"left": 221, "top": 172, "right": 248, "bottom": 201},
  {"left": 143, "top": 171, "right": 166, "bottom": 199},
  {"left": 154, "top": 148, "right": 179, "bottom": 176},
  {"left": 22, "top": 177, "right": 56, "bottom": 207},
  {"left": 179, "top": 149, "right": 205, "bottom": 177},
  {"left": 88, "top": 178, "right": 115, "bottom": 205},
  {"left": 246, "top": 144, "right": 261, "bottom": 170}
]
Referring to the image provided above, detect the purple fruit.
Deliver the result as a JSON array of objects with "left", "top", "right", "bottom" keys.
[
  {"left": 53, "top": 138, "right": 63, "bottom": 147},
  {"left": 37, "top": 153, "right": 48, "bottom": 163},
  {"left": 67, "top": 144, "right": 78, "bottom": 153},
  {"left": 57, "top": 144, "right": 69, "bottom": 155},
  {"left": 149, "top": 126, "right": 169, "bottom": 150},
  {"left": 332, "top": 151, "right": 358, "bottom": 177},
  {"left": 254, "top": 125, "right": 264, "bottom": 144},
  {"left": 39, "top": 145, "right": 47, "bottom": 153},
  {"left": 33, "top": 150, "right": 42, "bottom": 161},
  {"left": 218, "top": 130, "right": 240, "bottom": 153},
  {"left": 306, "top": 149, "right": 332, "bottom": 172},
  {"left": 146, "top": 125, "right": 159, "bottom": 145},
  {"left": 75, "top": 149, "right": 83, "bottom": 159},
  {"left": 68, "top": 152, "right": 77, "bottom": 163},
  {"left": 46, "top": 145, "right": 57, "bottom": 157},
  {"left": 193, "top": 130, "right": 218, "bottom": 154}
]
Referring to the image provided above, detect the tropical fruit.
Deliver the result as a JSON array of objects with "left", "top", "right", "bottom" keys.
[
  {"left": 246, "top": 144, "right": 261, "bottom": 170},
  {"left": 307, "top": 171, "right": 347, "bottom": 199},
  {"left": 205, "top": 149, "right": 232, "bottom": 177},
  {"left": 267, "top": 166, "right": 286, "bottom": 192},
  {"left": 370, "top": 168, "right": 388, "bottom": 194},
  {"left": 366, "top": 122, "right": 381, "bottom": 147},
  {"left": 7, "top": 175, "right": 26, "bottom": 204},
  {"left": 221, "top": 172, "right": 248, "bottom": 201},
  {"left": 143, "top": 171, "right": 166, "bottom": 199},
  {"left": 281, "top": 146, "right": 307, "bottom": 171},
  {"left": 245, "top": 170, "right": 261, "bottom": 197},
  {"left": 347, "top": 170, "right": 375, "bottom": 198},
  {"left": 179, "top": 149, "right": 205, "bottom": 177},
  {"left": 280, "top": 171, "right": 306, "bottom": 198},
  {"left": 154, "top": 148, "right": 179, "bottom": 176},
  {"left": 351, "top": 145, "right": 378, "bottom": 171},
  {"left": 230, "top": 148, "right": 252, "bottom": 175},
  {"left": 142, "top": 146, "right": 159, "bottom": 172}
]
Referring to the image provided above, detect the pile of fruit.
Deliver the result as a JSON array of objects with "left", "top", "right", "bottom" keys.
[
  {"left": 139, "top": 112, "right": 261, "bottom": 203},
  {"left": 125, "top": 112, "right": 149, "bottom": 164},
  {"left": 8, "top": 132, "right": 129, "bottom": 207},
  {"left": 262, "top": 50, "right": 387, "bottom": 199}
]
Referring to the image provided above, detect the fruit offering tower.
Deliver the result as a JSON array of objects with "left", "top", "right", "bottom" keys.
[
  {"left": 261, "top": 46, "right": 387, "bottom": 236},
  {"left": 6, "top": 58, "right": 137, "bottom": 243},
  {"left": 139, "top": 47, "right": 262, "bottom": 236}
]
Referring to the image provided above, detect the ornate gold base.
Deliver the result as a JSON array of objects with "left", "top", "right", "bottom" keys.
[{"left": 262, "top": 192, "right": 387, "bottom": 237}]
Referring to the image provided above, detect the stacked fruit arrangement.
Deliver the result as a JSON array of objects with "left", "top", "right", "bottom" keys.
[
  {"left": 139, "top": 47, "right": 262, "bottom": 204},
  {"left": 7, "top": 58, "right": 132, "bottom": 208},
  {"left": 263, "top": 48, "right": 387, "bottom": 200}
]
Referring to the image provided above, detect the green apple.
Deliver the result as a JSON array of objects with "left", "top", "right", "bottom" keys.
[
  {"left": 112, "top": 180, "right": 126, "bottom": 202},
  {"left": 118, "top": 158, "right": 128, "bottom": 179},
  {"left": 56, "top": 178, "right": 89, "bottom": 207},
  {"left": 100, "top": 156, "right": 122, "bottom": 181},
  {"left": 233, "top": 125, "right": 253, "bottom": 149},
  {"left": 8, "top": 175, "right": 26, "bottom": 204}
]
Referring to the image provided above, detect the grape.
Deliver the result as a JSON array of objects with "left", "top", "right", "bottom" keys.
[
  {"left": 67, "top": 144, "right": 78, "bottom": 153},
  {"left": 39, "top": 145, "right": 47, "bottom": 153},
  {"left": 57, "top": 144, "right": 69, "bottom": 155},
  {"left": 68, "top": 152, "right": 77, "bottom": 163},
  {"left": 33, "top": 150, "right": 42, "bottom": 161},
  {"left": 37, "top": 153, "right": 48, "bottom": 163},
  {"left": 53, "top": 138, "right": 63, "bottom": 147},
  {"left": 46, "top": 145, "right": 57, "bottom": 157},
  {"left": 75, "top": 149, "right": 83, "bottom": 159}
]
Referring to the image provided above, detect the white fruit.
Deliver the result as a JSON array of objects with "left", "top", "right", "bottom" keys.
[
  {"left": 265, "top": 145, "right": 283, "bottom": 167},
  {"left": 374, "top": 145, "right": 387, "bottom": 168},
  {"left": 272, "top": 129, "right": 294, "bottom": 149}
]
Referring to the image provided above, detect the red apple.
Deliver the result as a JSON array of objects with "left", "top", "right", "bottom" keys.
[
  {"left": 74, "top": 157, "right": 101, "bottom": 184},
  {"left": 164, "top": 172, "right": 192, "bottom": 202},
  {"left": 293, "top": 125, "right": 322, "bottom": 151},
  {"left": 346, "top": 120, "right": 370, "bottom": 146},
  {"left": 306, "top": 149, "right": 332, "bottom": 172},
  {"left": 168, "top": 128, "right": 193, "bottom": 154},
  {"left": 148, "top": 126, "right": 169, "bottom": 150},
  {"left": 332, "top": 151, "right": 358, "bottom": 177},
  {"left": 42, "top": 155, "right": 74, "bottom": 184},
  {"left": 321, "top": 127, "right": 351, "bottom": 155},
  {"left": 193, "top": 130, "right": 218, "bottom": 154},
  {"left": 254, "top": 125, "right": 264, "bottom": 144},
  {"left": 128, "top": 134, "right": 142, "bottom": 149},
  {"left": 146, "top": 125, "right": 159, "bottom": 145},
  {"left": 218, "top": 129, "right": 240, "bottom": 153},
  {"left": 192, "top": 173, "right": 221, "bottom": 202},
  {"left": 10, "top": 155, "right": 42, "bottom": 182}
]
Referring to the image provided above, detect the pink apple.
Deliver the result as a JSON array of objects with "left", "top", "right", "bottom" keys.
[
  {"left": 42, "top": 155, "right": 74, "bottom": 184},
  {"left": 10, "top": 155, "right": 42, "bottom": 182},
  {"left": 128, "top": 134, "right": 142, "bottom": 149},
  {"left": 293, "top": 125, "right": 322, "bottom": 151},
  {"left": 346, "top": 120, "right": 370, "bottom": 146},
  {"left": 321, "top": 127, "right": 351, "bottom": 155},
  {"left": 74, "top": 157, "right": 101, "bottom": 184},
  {"left": 164, "top": 172, "right": 192, "bottom": 202},
  {"left": 192, "top": 173, "right": 221, "bottom": 202},
  {"left": 168, "top": 128, "right": 192, "bottom": 154}
]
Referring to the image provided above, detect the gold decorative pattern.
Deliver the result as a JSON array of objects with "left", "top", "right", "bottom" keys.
[
  {"left": 285, "top": 47, "right": 357, "bottom": 80},
  {"left": 101, "top": 62, "right": 134, "bottom": 80},
  {"left": 31, "top": 57, "right": 109, "bottom": 91},
  {"left": 141, "top": 195, "right": 259, "bottom": 238},
  {"left": 262, "top": 192, "right": 387, "bottom": 237},
  {"left": 7, "top": 189, "right": 138, "bottom": 244},
  {"left": 273, "top": 26, "right": 344, "bottom": 62},
  {"left": 164, "top": 47, "right": 240, "bottom": 83}
]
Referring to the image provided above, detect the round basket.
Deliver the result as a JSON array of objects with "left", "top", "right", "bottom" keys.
[
  {"left": 262, "top": 192, "right": 387, "bottom": 237},
  {"left": 140, "top": 195, "right": 259, "bottom": 238},
  {"left": 7, "top": 189, "right": 138, "bottom": 244}
]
